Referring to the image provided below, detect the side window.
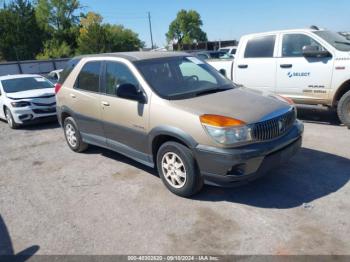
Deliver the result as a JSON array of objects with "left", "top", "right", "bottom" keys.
[
  {"left": 105, "top": 61, "right": 139, "bottom": 96},
  {"left": 75, "top": 61, "right": 101, "bottom": 92},
  {"left": 244, "top": 35, "right": 276, "bottom": 58},
  {"left": 282, "top": 34, "right": 325, "bottom": 57}
]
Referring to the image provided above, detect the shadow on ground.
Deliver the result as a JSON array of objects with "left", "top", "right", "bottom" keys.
[
  {"left": 0, "top": 215, "right": 39, "bottom": 261},
  {"left": 85, "top": 145, "right": 158, "bottom": 177},
  {"left": 297, "top": 106, "right": 342, "bottom": 126},
  {"left": 194, "top": 148, "right": 350, "bottom": 208},
  {"left": 86, "top": 144, "right": 350, "bottom": 209},
  {"left": 0, "top": 119, "right": 60, "bottom": 131}
]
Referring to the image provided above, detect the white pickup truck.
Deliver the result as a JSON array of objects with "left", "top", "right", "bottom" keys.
[{"left": 208, "top": 28, "right": 350, "bottom": 127}]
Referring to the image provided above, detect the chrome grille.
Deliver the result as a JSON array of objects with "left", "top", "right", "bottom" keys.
[{"left": 252, "top": 109, "right": 296, "bottom": 141}]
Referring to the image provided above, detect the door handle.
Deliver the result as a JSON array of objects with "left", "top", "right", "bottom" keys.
[
  {"left": 70, "top": 94, "right": 76, "bottom": 98},
  {"left": 238, "top": 64, "right": 248, "bottom": 69},
  {"left": 101, "top": 101, "right": 110, "bottom": 106},
  {"left": 280, "top": 64, "right": 293, "bottom": 68}
]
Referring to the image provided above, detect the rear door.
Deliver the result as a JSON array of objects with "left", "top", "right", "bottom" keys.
[
  {"left": 234, "top": 34, "right": 277, "bottom": 92},
  {"left": 68, "top": 61, "right": 105, "bottom": 144}
]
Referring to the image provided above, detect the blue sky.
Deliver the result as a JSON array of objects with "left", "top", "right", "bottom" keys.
[{"left": 81, "top": 0, "right": 350, "bottom": 47}]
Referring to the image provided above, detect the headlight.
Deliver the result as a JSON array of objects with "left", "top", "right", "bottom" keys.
[
  {"left": 200, "top": 114, "right": 252, "bottom": 145},
  {"left": 11, "top": 101, "right": 31, "bottom": 107}
]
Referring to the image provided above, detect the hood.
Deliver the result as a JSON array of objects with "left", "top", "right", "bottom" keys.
[
  {"left": 169, "top": 87, "right": 292, "bottom": 124},
  {"left": 6, "top": 88, "right": 55, "bottom": 100}
]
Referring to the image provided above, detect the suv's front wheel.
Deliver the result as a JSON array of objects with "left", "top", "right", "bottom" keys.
[
  {"left": 63, "top": 117, "right": 88, "bottom": 152},
  {"left": 156, "top": 141, "right": 203, "bottom": 197},
  {"left": 337, "top": 90, "right": 350, "bottom": 128}
]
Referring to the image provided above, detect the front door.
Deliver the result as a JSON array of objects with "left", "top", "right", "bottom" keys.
[
  {"left": 100, "top": 60, "right": 150, "bottom": 163},
  {"left": 276, "top": 33, "right": 334, "bottom": 104}
]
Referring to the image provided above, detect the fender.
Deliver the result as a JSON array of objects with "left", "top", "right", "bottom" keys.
[
  {"left": 56, "top": 105, "right": 76, "bottom": 126},
  {"left": 148, "top": 125, "right": 198, "bottom": 154}
]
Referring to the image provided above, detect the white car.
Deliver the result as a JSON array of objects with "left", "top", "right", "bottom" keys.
[
  {"left": 47, "top": 69, "right": 63, "bottom": 84},
  {"left": 208, "top": 27, "right": 350, "bottom": 127},
  {"left": 218, "top": 46, "right": 237, "bottom": 56},
  {"left": 0, "top": 74, "right": 56, "bottom": 128}
]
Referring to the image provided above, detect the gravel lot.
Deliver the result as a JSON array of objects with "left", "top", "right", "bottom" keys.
[{"left": 0, "top": 107, "right": 349, "bottom": 256}]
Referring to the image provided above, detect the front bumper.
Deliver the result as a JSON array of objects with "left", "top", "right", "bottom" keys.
[
  {"left": 194, "top": 120, "right": 304, "bottom": 187},
  {"left": 11, "top": 107, "right": 57, "bottom": 124}
]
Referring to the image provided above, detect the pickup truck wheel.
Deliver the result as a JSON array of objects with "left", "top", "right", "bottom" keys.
[
  {"left": 337, "top": 90, "right": 350, "bottom": 128},
  {"left": 157, "top": 141, "right": 203, "bottom": 197},
  {"left": 63, "top": 117, "right": 88, "bottom": 152}
]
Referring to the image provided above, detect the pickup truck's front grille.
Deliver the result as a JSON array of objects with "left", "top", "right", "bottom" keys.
[{"left": 252, "top": 109, "right": 296, "bottom": 141}]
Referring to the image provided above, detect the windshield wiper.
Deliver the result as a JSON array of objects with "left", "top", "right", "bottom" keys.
[
  {"left": 194, "top": 87, "right": 232, "bottom": 97},
  {"left": 335, "top": 41, "right": 350, "bottom": 46}
]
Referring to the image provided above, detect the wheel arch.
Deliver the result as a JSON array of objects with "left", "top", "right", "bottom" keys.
[
  {"left": 149, "top": 126, "right": 198, "bottom": 164},
  {"left": 333, "top": 80, "right": 350, "bottom": 107}
]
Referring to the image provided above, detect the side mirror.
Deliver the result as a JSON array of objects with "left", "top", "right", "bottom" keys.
[
  {"left": 115, "top": 83, "right": 147, "bottom": 103},
  {"left": 219, "top": 69, "right": 226, "bottom": 76},
  {"left": 302, "top": 45, "right": 331, "bottom": 58}
]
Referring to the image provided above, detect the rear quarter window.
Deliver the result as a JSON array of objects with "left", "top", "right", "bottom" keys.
[{"left": 75, "top": 61, "right": 101, "bottom": 93}]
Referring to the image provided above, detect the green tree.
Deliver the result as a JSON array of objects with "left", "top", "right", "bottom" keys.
[
  {"left": 0, "top": 0, "right": 43, "bottom": 61},
  {"left": 166, "top": 9, "right": 207, "bottom": 49},
  {"left": 104, "top": 24, "right": 144, "bottom": 52},
  {"left": 35, "top": 0, "right": 81, "bottom": 57},
  {"left": 36, "top": 39, "right": 72, "bottom": 59},
  {"left": 76, "top": 12, "right": 144, "bottom": 55}
]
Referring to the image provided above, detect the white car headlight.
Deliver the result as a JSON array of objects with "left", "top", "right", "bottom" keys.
[{"left": 200, "top": 114, "right": 252, "bottom": 145}]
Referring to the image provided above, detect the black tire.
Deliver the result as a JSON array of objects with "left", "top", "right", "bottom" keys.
[
  {"left": 337, "top": 90, "right": 350, "bottom": 128},
  {"left": 5, "top": 107, "right": 19, "bottom": 129},
  {"left": 63, "top": 117, "right": 88, "bottom": 152},
  {"left": 156, "top": 141, "right": 203, "bottom": 197}
]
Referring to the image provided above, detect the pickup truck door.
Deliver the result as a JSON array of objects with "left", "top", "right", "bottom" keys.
[
  {"left": 234, "top": 34, "right": 277, "bottom": 92},
  {"left": 275, "top": 33, "right": 333, "bottom": 104}
]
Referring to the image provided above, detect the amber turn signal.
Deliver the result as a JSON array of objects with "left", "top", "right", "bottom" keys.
[{"left": 200, "top": 114, "right": 246, "bottom": 127}]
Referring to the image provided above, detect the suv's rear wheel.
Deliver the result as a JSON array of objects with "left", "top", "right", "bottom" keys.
[
  {"left": 337, "top": 90, "right": 350, "bottom": 128},
  {"left": 5, "top": 107, "right": 19, "bottom": 129},
  {"left": 63, "top": 117, "right": 88, "bottom": 152},
  {"left": 156, "top": 141, "right": 203, "bottom": 197}
]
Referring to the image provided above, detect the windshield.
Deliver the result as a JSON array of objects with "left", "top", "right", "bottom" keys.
[
  {"left": 314, "top": 30, "right": 350, "bottom": 51},
  {"left": 134, "top": 56, "right": 234, "bottom": 100},
  {"left": 1, "top": 77, "right": 53, "bottom": 93}
]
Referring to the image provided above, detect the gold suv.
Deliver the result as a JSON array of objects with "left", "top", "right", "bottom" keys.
[{"left": 56, "top": 52, "right": 303, "bottom": 197}]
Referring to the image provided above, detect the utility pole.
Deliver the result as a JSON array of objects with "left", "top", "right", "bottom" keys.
[{"left": 148, "top": 12, "right": 154, "bottom": 49}]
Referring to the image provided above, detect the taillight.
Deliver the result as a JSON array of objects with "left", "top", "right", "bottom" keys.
[{"left": 55, "top": 83, "right": 62, "bottom": 94}]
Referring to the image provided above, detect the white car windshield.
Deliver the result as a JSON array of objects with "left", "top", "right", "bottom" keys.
[{"left": 2, "top": 77, "right": 53, "bottom": 93}]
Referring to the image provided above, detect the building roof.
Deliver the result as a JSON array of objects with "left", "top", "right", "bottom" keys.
[{"left": 75, "top": 51, "right": 190, "bottom": 62}]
